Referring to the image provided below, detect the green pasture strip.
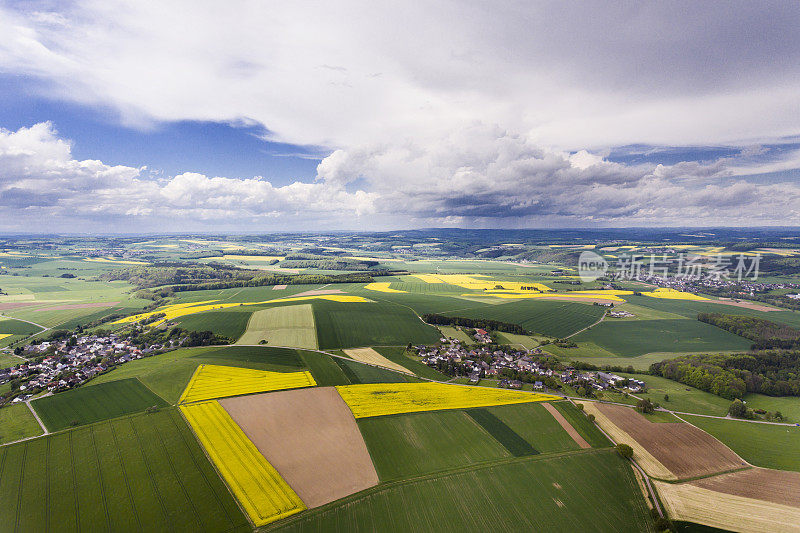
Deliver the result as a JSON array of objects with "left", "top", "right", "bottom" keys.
[
  {"left": 298, "top": 351, "right": 351, "bottom": 386},
  {"left": 177, "top": 310, "right": 252, "bottom": 341},
  {"left": 550, "top": 401, "right": 612, "bottom": 448},
  {"left": 486, "top": 402, "right": 582, "bottom": 454},
  {"left": 0, "top": 403, "right": 44, "bottom": 444}
]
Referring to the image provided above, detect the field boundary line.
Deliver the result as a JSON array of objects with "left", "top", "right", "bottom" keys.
[
  {"left": 25, "top": 400, "right": 48, "bottom": 435},
  {"left": 109, "top": 421, "right": 143, "bottom": 531},
  {"left": 128, "top": 415, "right": 170, "bottom": 524},
  {"left": 133, "top": 376, "right": 170, "bottom": 406},
  {"left": 89, "top": 426, "right": 113, "bottom": 531},
  {"left": 14, "top": 442, "right": 28, "bottom": 533},
  {"left": 565, "top": 310, "right": 606, "bottom": 339}
]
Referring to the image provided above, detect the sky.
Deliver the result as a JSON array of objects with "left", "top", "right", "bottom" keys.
[{"left": 1, "top": 1, "right": 800, "bottom": 232}]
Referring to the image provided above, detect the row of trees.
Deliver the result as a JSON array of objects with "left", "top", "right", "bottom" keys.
[
  {"left": 698, "top": 312, "right": 800, "bottom": 349},
  {"left": 421, "top": 314, "right": 528, "bottom": 335}
]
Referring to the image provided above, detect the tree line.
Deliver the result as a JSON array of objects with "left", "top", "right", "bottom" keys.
[
  {"left": 698, "top": 312, "right": 800, "bottom": 349},
  {"left": 421, "top": 314, "right": 528, "bottom": 335}
]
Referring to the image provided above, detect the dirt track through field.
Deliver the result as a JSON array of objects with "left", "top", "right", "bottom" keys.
[
  {"left": 220, "top": 387, "right": 378, "bottom": 508},
  {"left": 343, "top": 347, "right": 413, "bottom": 375},
  {"left": 542, "top": 403, "right": 590, "bottom": 448},
  {"left": 591, "top": 403, "right": 745, "bottom": 479}
]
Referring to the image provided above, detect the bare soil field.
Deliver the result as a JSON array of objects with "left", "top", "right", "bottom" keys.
[
  {"left": 533, "top": 296, "right": 618, "bottom": 304},
  {"left": 655, "top": 479, "right": 800, "bottom": 533},
  {"left": 693, "top": 467, "right": 800, "bottom": 507},
  {"left": 220, "top": 387, "right": 379, "bottom": 508},
  {"left": 273, "top": 284, "right": 288, "bottom": 290},
  {"left": 291, "top": 288, "right": 345, "bottom": 298},
  {"left": 343, "top": 347, "right": 413, "bottom": 375},
  {"left": 35, "top": 301, "right": 120, "bottom": 311},
  {"left": 542, "top": 402, "right": 590, "bottom": 448},
  {"left": 585, "top": 402, "right": 745, "bottom": 479}
]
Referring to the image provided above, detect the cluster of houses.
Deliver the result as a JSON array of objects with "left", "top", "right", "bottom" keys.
[
  {"left": 0, "top": 334, "right": 172, "bottom": 402},
  {"left": 416, "top": 337, "right": 646, "bottom": 393}
]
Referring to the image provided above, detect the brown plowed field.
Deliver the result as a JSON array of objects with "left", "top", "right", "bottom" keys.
[
  {"left": 35, "top": 301, "right": 119, "bottom": 311},
  {"left": 693, "top": 467, "right": 800, "bottom": 507},
  {"left": 593, "top": 403, "right": 745, "bottom": 479},
  {"left": 220, "top": 387, "right": 378, "bottom": 508},
  {"left": 291, "top": 288, "right": 345, "bottom": 297},
  {"left": 542, "top": 402, "right": 590, "bottom": 448}
]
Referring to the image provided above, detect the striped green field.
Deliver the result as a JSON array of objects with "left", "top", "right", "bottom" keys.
[
  {"left": 32, "top": 378, "right": 169, "bottom": 432},
  {"left": 268, "top": 450, "right": 654, "bottom": 532},
  {"left": 550, "top": 402, "right": 612, "bottom": 448},
  {"left": 0, "top": 409, "right": 249, "bottom": 532},
  {"left": 235, "top": 304, "right": 317, "bottom": 348},
  {"left": 358, "top": 410, "right": 512, "bottom": 480},
  {"left": 313, "top": 300, "right": 440, "bottom": 349},
  {"left": 176, "top": 310, "right": 252, "bottom": 341},
  {"left": 444, "top": 300, "right": 606, "bottom": 338}
]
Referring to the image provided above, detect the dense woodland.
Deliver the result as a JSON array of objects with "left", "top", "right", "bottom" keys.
[
  {"left": 651, "top": 351, "right": 800, "bottom": 398},
  {"left": 698, "top": 312, "right": 800, "bottom": 349},
  {"left": 421, "top": 314, "right": 528, "bottom": 335},
  {"left": 101, "top": 265, "right": 378, "bottom": 291}
]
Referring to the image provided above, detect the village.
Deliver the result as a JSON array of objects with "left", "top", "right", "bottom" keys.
[
  {"left": 416, "top": 334, "right": 645, "bottom": 394},
  {"left": 0, "top": 333, "right": 176, "bottom": 404}
]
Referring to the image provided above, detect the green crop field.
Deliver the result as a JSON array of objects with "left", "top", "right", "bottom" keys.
[
  {"left": 0, "top": 409, "right": 249, "bottom": 532},
  {"left": 269, "top": 450, "right": 653, "bottom": 532},
  {"left": 358, "top": 410, "right": 511, "bottom": 480},
  {"left": 571, "top": 319, "right": 751, "bottom": 357},
  {"left": 0, "top": 354, "right": 23, "bottom": 369},
  {"left": 486, "top": 402, "right": 584, "bottom": 453},
  {"left": 444, "top": 299, "right": 606, "bottom": 338},
  {"left": 334, "top": 357, "right": 417, "bottom": 384},
  {"left": 618, "top": 373, "right": 731, "bottom": 416},
  {"left": 298, "top": 351, "right": 351, "bottom": 386},
  {"left": 32, "top": 378, "right": 169, "bottom": 431},
  {"left": 176, "top": 310, "right": 252, "bottom": 341},
  {"left": 313, "top": 300, "right": 440, "bottom": 349},
  {"left": 551, "top": 401, "right": 612, "bottom": 448},
  {"left": 373, "top": 346, "right": 450, "bottom": 381},
  {"left": 465, "top": 408, "right": 538, "bottom": 456},
  {"left": 85, "top": 346, "right": 311, "bottom": 403},
  {"left": 494, "top": 331, "right": 541, "bottom": 349},
  {"left": 681, "top": 415, "right": 800, "bottom": 472},
  {"left": 0, "top": 403, "right": 44, "bottom": 444},
  {"left": 236, "top": 304, "right": 317, "bottom": 348},
  {"left": 437, "top": 325, "right": 473, "bottom": 344}
]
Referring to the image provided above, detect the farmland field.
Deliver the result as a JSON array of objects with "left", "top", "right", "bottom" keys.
[
  {"left": 221, "top": 388, "right": 378, "bottom": 507},
  {"left": 179, "top": 364, "right": 315, "bottom": 403},
  {"left": 572, "top": 319, "right": 751, "bottom": 357},
  {"left": 236, "top": 305, "right": 317, "bottom": 349},
  {"left": 616, "top": 374, "right": 731, "bottom": 416},
  {"left": 0, "top": 409, "right": 250, "bottom": 532},
  {"left": 268, "top": 450, "right": 654, "bottom": 532},
  {"left": 334, "top": 358, "right": 415, "bottom": 384},
  {"left": 181, "top": 401, "right": 305, "bottom": 526},
  {"left": 313, "top": 300, "right": 440, "bottom": 349},
  {"left": 32, "top": 378, "right": 169, "bottom": 432},
  {"left": 682, "top": 415, "right": 800, "bottom": 472},
  {"left": 444, "top": 299, "right": 605, "bottom": 338},
  {"left": 550, "top": 401, "right": 612, "bottom": 448},
  {"left": 297, "top": 351, "right": 351, "bottom": 386},
  {"left": 176, "top": 310, "right": 252, "bottom": 341},
  {"left": 487, "top": 402, "right": 585, "bottom": 453},
  {"left": 372, "top": 346, "right": 451, "bottom": 380},
  {"left": 358, "top": 410, "right": 511, "bottom": 480},
  {"left": 337, "top": 382, "right": 559, "bottom": 418},
  {"left": 0, "top": 317, "right": 45, "bottom": 345},
  {"left": 465, "top": 408, "right": 538, "bottom": 456},
  {"left": 343, "top": 347, "right": 412, "bottom": 374},
  {"left": 0, "top": 403, "right": 44, "bottom": 444},
  {"left": 86, "top": 346, "right": 313, "bottom": 403}
]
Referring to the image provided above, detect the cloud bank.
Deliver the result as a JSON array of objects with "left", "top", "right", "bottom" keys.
[{"left": 1, "top": 1, "right": 800, "bottom": 230}]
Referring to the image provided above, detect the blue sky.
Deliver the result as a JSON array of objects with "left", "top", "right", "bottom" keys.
[{"left": 0, "top": 2, "right": 799, "bottom": 232}]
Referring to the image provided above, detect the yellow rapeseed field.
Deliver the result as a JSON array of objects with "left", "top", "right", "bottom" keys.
[
  {"left": 363, "top": 282, "right": 407, "bottom": 293},
  {"left": 413, "top": 273, "right": 552, "bottom": 292},
  {"left": 336, "top": 382, "right": 559, "bottom": 418},
  {"left": 0, "top": 334, "right": 12, "bottom": 341},
  {"left": 179, "top": 364, "right": 316, "bottom": 404},
  {"left": 113, "top": 294, "right": 371, "bottom": 326},
  {"left": 643, "top": 288, "right": 708, "bottom": 301},
  {"left": 180, "top": 401, "right": 305, "bottom": 525}
]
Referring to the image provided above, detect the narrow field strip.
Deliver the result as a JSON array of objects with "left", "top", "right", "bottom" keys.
[
  {"left": 180, "top": 401, "right": 305, "bottom": 526},
  {"left": 542, "top": 403, "right": 590, "bottom": 449},
  {"left": 343, "top": 347, "right": 413, "bottom": 375},
  {"left": 336, "top": 382, "right": 559, "bottom": 418},
  {"left": 364, "top": 282, "right": 407, "bottom": 293},
  {"left": 179, "top": 364, "right": 316, "bottom": 404}
]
